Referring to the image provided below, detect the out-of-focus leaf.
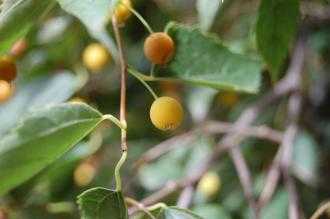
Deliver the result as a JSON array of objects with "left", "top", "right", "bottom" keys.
[
  {"left": 0, "top": 0, "right": 56, "bottom": 57},
  {"left": 256, "top": 0, "right": 299, "bottom": 80},
  {"left": 78, "top": 187, "right": 128, "bottom": 219},
  {"left": 0, "top": 72, "right": 79, "bottom": 135},
  {"left": 193, "top": 204, "right": 231, "bottom": 219},
  {"left": 37, "top": 16, "right": 72, "bottom": 44},
  {"left": 138, "top": 156, "right": 183, "bottom": 190},
  {"left": 196, "top": 0, "right": 222, "bottom": 31},
  {"left": 186, "top": 87, "right": 218, "bottom": 122},
  {"left": 292, "top": 130, "right": 319, "bottom": 185},
  {"left": 0, "top": 104, "right": 103, "bottom": 195},
  {"left": 260, "top": 188, "right": 288, "bottom": 219},
  {"left": 157, "top": 207, "right": 203, "bottom": 219},
  {"left": 56, "top": 0, "right": 118, "bottom": 60},
  {"left": 158, "top": 22, "right": 262, "bottom": 93}
]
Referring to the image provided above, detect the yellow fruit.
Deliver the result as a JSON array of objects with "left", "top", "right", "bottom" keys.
[
  {"left": 0, "top": 56, "right": 17, "bottom": 82},
  {"left": 219, "top": 92, "right": 239, "bottom": 108},
  {"left": 73, "top": 162, "right": 96, "bottom": 187},
  {"left": 0, "top": 80, "right": 13, "bottom": 103},
  {"left": 114, "top": 0, "right": 132, "bottom": 24},
  {"left": 197, "top": 171, "right": 221, "bottom": 198},
  {"left": 144, "top": 32, "right": 175, "bottom": 65},
  {"left": 150, "top": 96, "right": 183, "bottom": 131},
  {"left": 82, "top": 43, "right": 110, "bottom": 71}
]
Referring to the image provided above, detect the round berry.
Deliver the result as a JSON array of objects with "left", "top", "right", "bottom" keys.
[
  {"left": 197, "top": 171, "right": 221, "bottom": 198},
  {"left": 144, "top": 32, "right": 175, "bottom": 65},
  {"left": 115, "top": 0, "right": 132, "bottom": 24},
  {"left": 0, "top": 80, "right": 14, "bottom": 103},
  {"left": 150, "top": 96, "right": 183, "bottom": 131},
  {"left": 73, "top": 162, "right": 96, "bottom": 187},
  {"left": 82, "top": 43, "right": 110, "bottom": 71},
  {"left": 0, "top": 56, "right": 17, "bottom": 82}
]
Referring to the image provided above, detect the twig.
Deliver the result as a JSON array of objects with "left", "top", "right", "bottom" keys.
[
  {"left": 258, "top": 37, "right": 306, "bottom": 211},
  {"left": 284, "top": 171, "right": 300, "bottom": 219},
  {"left": 137, "top": 122, "right": 283, "bottom": 166},
  {"left": 112, "top": 15, "right": 128, "bottom": 151},
  {"left": 125, "top": 197, "right": 156, "bottom": 219},
  {"left": 310, "top": 201, "right": 330, "bottom": 219},
  {"left": 176, "top": 185, "right": 195, "bottom": 209},
  {"left": 229, "top": 146, "right": 259, "bottom": 218}
]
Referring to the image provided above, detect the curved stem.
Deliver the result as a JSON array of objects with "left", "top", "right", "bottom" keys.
[
  {"left": 121, "top": 2, "right": 154, "bottom": 34},
  {"left": 115, "top": 151, "right": 127, "bottom": 191},
  {"left": 147, "top": 203, "right": 167, "bottom": 211},
  {"left": 103, "top": 114, "right": 127, "bottom": 130},
  {"left": 128, "top": 66, "right": 158, "bottom": 100}
]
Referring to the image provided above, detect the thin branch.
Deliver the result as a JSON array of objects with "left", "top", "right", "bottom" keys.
[
  {"left": 176, "top": 186, "right": 195, "bottom": 209},
  {"left": 284, "top": 171, "right": 300, "bottom": 219},
  {"left": 137, "top": 122, "right": 283, "bottom": 167},
  {"left": 112, "top": 15, "right": 128, "bottom": 151},
  {"left": 258, "top": 37, "right": 306, "bottom": 211},
  {"left": 310, "top": 201, "right": 330, "bottom": 219},
  {"left": 229, "top": 146, "right": 259, "bottom": 218},
  {"left": 125, "top": 197, "right": 156, "bottom": 219}
]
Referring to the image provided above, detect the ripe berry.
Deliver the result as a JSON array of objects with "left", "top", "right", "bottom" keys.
[
  {"left": 114, "top": 0, "right": 132, "bottom": 24},
  {"left": 150, "top": 96, "right": 183, "bottom": 131},
  {"left": 197, "top": 171, "right": 221, "bottom": 198},
  {"left": 144, "top": 32, "right": 175, "bottom": 65},
  {"left": 0, "top": 80, "right": 14, "bottom": 103},
  {"left": 82, "top": 43, "right": 110, "bottom": 71},
  {"left": 0, "top": 56, "right": 17, "bottom": 82}
]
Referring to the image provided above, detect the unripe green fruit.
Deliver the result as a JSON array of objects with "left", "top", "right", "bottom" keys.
[
  {"left": 144, "top": 32, "right": 175, "bottom": 65},
  {"left": 150, "top": 96, "right": 183, "bottom": 131}
]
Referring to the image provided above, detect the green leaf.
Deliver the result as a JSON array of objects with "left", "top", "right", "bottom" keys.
[
  {"left": 78, "top": 187, "right": 129, "bottom": 219},
  {"left": 0, "top": 0, "right": 56, "bottom": 57},
  {"left": 0, "top": 72, "right": 79, "bottom": 136},
  {"left": 158, "top": 207, "right": 203, "bottom": 219},
  {"left": 0, "top": 103, "right": 103, "bottom": 195},
  {"left": 196, "top": 0, "right": 222, "bottom": 31},
  {"left": 159, "top": 22, "right": 262, "bottom": 93},
  {"left": 292, "top": 130, "right": 319, "bottom": 185},
  {"left": 256, "top": 0, "right": 300, "bottom": 80},
  {"left": 57, "top": 0, "right": 118, "bottom": 59},
  {"left": 192, "top": 204, "right": 231, "bottom": 219},
  {"left": 260, "top": 188, "right": 288, "bottom": 219}
]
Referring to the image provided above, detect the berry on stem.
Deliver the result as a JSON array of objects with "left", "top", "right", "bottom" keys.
[
  {"left": 0, "top": 56, "right": 17, "bottom": 82},
  {"left": 114, "top": 0, "right": 132, "bottom": 24},
  {"left": 144, "top": 32, "right": 175, "bottom": 65},
  {"left": 82, "top": 43, "right": 110, "bottom": 71},
  {"left": 150, "top": 96, "right": 183, "bottom": 131},
  {"left": 197, "top": 171, "right": 221, "bottom": 198},
  {"left": 0, "top": 80, "right": 14, "bottom": 103}
]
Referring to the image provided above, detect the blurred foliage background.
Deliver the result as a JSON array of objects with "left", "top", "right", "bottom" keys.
[{"left": 1, "top": 0, "right": 330, "bottom": 218}]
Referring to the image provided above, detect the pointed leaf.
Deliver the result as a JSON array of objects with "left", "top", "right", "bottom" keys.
[
  {"left": 78, "top": 187, "right": 129, "bottom": 219},
  {"left": 0, "top": 0, "right": 56, "bottom": 56},
  {"left": 0, "top": 103, "right": 103, "bottom": 195},
  {"left": 158, "top": 22, "right": 262, "bottom": 93},
  {"left": 256, "top": 0, "right": 300, "bottom": 80},
  {"left": 56, "top": 0, "right": 118, "bottom": 59},
  {"left": 0, "top": 72, "right": 79, "bottom": 136}
]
